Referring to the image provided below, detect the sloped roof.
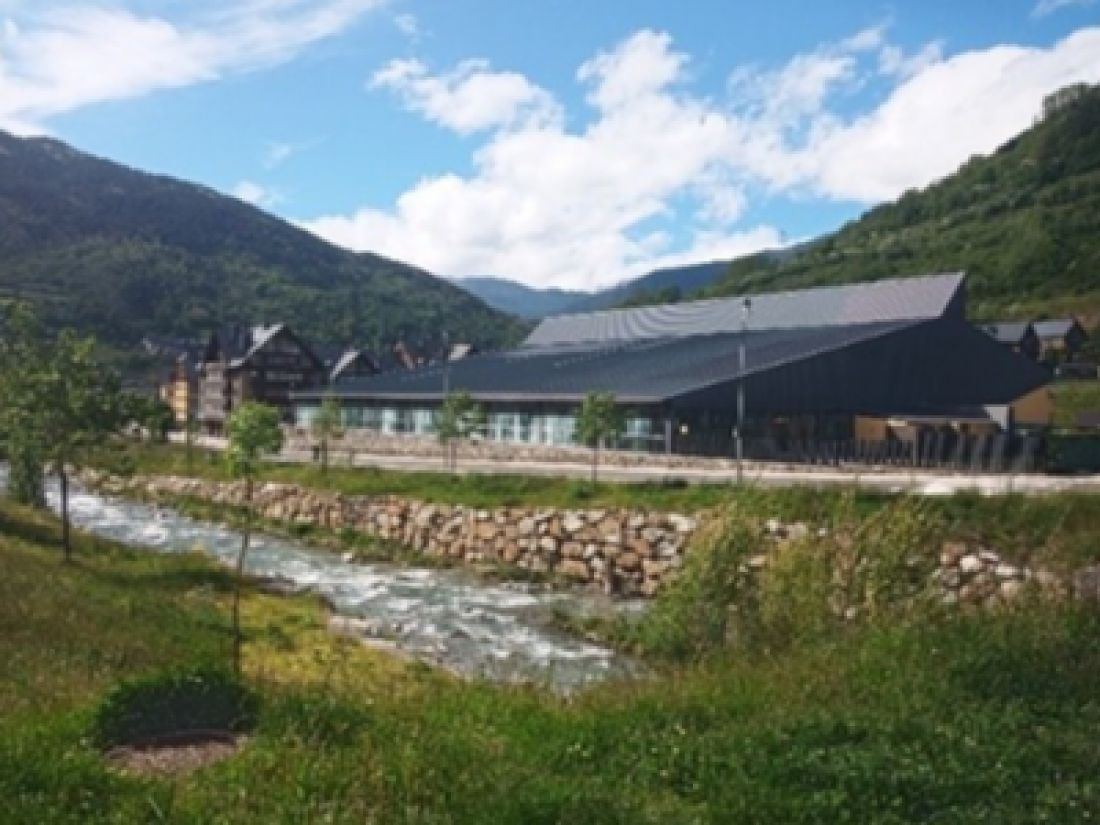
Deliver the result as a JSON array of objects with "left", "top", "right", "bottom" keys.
[
  {"left": 1033, "top": 319, "right": 1081, "bottom": 340},
  {"left": 980, "top": 321, "right": 1033, "bottom": 344},
  {"left": 304, "top": 321, "right": 917, "bottom": 405},
  {"left": 524, "top": 272, "right": 966, "bottom": 348}
]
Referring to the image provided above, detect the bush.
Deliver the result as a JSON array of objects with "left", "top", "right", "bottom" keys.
[
  {"left": 91, "top": 666, "right": 259, "bottom": 749},
  {"left": 633, "top": 497, "right": 945, "bottom": 660}
]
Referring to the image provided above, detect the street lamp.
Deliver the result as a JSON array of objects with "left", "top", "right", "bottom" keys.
[{"left": 736, "top": 297, "right": 752, "bottom": 484}]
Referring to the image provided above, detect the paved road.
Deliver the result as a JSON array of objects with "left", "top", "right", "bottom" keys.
[{"left": 175, "top": 435, "right": 1100, "bottom": 495}]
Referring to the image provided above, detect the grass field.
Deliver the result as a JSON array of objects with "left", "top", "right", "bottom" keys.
[{"left": 3, "top": 492, "right": 1100, "bottom": 823}]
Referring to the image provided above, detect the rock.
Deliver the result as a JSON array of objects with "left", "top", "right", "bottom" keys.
[
  {"left": 668, "top": 514, "right": 697, "bottom": 533},
  {"left": 562, "top": 514, "right": 586, "bottom": 533},
  {"left": 787, "top": 522, "right": 810, "bottom": 540},
  {"left": 999, "top": 579, "right": 1024, "bottom": 601},
  {"left": 1073, "top": 565, "right": 1100, "bottom": 602},
  {"left": 615, "top": 551, "right": 641, "bottom": 572},
  {"left": 254, "top": 576, "right": 303, "bottom": 597},
  {"left": 559, "top": 559, "right": 590, "bottom": 580},
  {"left": 994, "top": 563, "right": 1021, "bottom": 580},
  {"left": 959, "top": 555, "right": 983, "bottom": 575}
]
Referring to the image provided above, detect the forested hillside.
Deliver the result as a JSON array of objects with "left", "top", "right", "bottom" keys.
[
  {"left": 0, "top": 131, "right": 526, "bottom": 353},
  {"left": 701, "top": 83, "right": 1100, "bottom": 321}
]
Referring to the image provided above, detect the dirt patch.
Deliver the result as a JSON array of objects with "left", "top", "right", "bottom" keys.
[{"left": 107, "top": 730, "right": 245, "bottom": 776}]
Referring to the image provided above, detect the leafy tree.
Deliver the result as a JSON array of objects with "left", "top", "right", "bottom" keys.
[
  {"left": 0, "top": 302, "right": 48, "bottom": 508},
  {"left": 122, "top": 392, "right": 175, "bottom": 443},
  {"left": 225, "top": 401, "right": 284, "bottom": 677},
  {"left": 576, "top": 392, "right": 624, "bottom": 486},
  {"left": 310, "top": 393, "right": 343, "bottom": 479},
  {"left": 435, "top": 391, "right": 485, "bottom": 474},
  {"left": 0, "top": 302, "right": 126, "bottom": 558},
  {"left": 38, "top": 330, "right": 127, "bottom": 560}
]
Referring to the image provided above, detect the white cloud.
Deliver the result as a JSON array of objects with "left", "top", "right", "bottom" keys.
[
  {"left": 370, "top": 57, "right": 562, "bottom": 134},
  {"left": 878, "top": 41, "right": 944, "bottom": 79},
  {"left": 232, "top": 180, "right": 283, "bottom": 208},
  {"left": 301, "top": 24, "right": 1100, "bottom": 292},
  {"left": 393, "top": 12, "right": 420, "bottom": 39},
  {"left": 1033, "top": 0, "right": 1096, "bottom": 17},
  {"left": 0, "top": 0, "right": 387, "bottom": 133}
]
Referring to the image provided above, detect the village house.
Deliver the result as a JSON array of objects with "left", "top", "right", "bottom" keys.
[
  {"left": 197, "top": 324, "right": 327, "bottom": 436},
  {"left": 1033, "top": 318, "right": 1089, "bottom": 362},
  {"left": 979, "top": 321, "right": 1041, "bottom": 361}
]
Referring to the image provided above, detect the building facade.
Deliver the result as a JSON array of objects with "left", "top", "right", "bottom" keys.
[
  {"left": 292, "top": 273, "right": 1053, "bottom": 460},
  {"left": 198, "top": 324, "right": 327, "bottom": 435}
]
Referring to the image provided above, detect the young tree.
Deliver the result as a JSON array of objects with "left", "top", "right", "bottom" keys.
[
  {"left": 310, "top": 392, "right": 343, "bottom": 479},
  {"left": 0, "top": 301, "right": 48, "bottom": 507},
  {"left": 576, "top": 392, "right": 624, "bottom": 487},
  {"left": 0, "top": 302, "right": 126, "bottom": 556},
  {"left": 38, "top": 330, "right": 127, "bottom": 561},
  {"left": 225, "top": 401, "right": 284, "bottom": 677},
  {"left": 435, "top": 391, "right": 485, "bottom": 474}
]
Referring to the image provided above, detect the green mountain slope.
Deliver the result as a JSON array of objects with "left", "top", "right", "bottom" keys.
[
  {"left": 0, "top": 131, "right": 526, "bottom": 352},
  {"left": 702, "top": 83, "right": 1100, "bottom": 321}
]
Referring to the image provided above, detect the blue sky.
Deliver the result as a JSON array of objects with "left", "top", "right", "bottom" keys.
[{"left": 2, "top": 0, "right": 1099, "bottom": 292}]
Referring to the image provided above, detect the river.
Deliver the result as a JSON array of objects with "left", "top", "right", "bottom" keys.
[{"left": 34, "top": 477, "right": 640, "bottom": 692}]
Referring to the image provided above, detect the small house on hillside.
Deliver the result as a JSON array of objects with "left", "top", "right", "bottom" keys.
[
  {"left": 198, "top": 324, "right": 326, "bottom": 435},
  {"left": 980, "top": 321, "right": 1040, "bottom": 361},
  {"left": 1033, "top": 318, "right": 1088, "bottom": 362}
]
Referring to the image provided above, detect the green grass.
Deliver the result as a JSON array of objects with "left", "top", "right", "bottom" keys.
[
  {"left": 3, "top": 496, "right": 1100, "bottom": 822},
  {"left": 1054, "top": 381, "right": 1100, "bottom": 428}
]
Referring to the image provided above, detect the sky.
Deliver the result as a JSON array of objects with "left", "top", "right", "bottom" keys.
[{"left": 1, "top": 1, "right": 1099, "bottom": 294}]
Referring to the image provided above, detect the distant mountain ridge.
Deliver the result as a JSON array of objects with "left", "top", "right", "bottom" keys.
[
  {"left": 456, "top": 277, "right": 586, "bottom": 319},
  {"left": 0, "top": 130, "right": 525, "bottom": 355}
]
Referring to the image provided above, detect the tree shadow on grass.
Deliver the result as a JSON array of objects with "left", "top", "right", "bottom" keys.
[{"left": 0, "top": 506, "right": 61, "bottom": 548}]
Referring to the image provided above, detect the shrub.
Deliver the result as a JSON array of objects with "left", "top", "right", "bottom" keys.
[{"left": 91, "top": 666, "right": 259, "bottom": 749}]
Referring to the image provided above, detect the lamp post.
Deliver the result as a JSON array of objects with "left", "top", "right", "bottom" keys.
[{"left": 736, "top": 297, "right": 752, "bottom": 484}]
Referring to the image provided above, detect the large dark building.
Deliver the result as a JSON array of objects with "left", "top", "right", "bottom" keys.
[{"left": 293, "top": 273, "right": 1052, "bottom": 458}]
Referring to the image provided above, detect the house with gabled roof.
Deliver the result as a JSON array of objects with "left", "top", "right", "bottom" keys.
[
  {"left": 197, "top": 323, "right": 326, "bottom": 435},
  {"left": 979, "top": 321, "right": 1040, "bottom": 361},
  {"left": 1033, "top": 318, "right": 1088, "bottom": 362}
]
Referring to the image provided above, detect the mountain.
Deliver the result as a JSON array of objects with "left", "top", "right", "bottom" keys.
[
  {"left": 0, "top": 131, "right": 526, "bottom": 357},
  {"left": 565, "top": 260, "right": 733, "bottom": 313},
  {"left": 699, "top": 83, "right": 1100, "bottom": 322},
  {"left": 456, "top": 277, "right": 586, "bottom": 319}
]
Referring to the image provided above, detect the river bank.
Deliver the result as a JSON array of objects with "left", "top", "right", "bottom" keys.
[{"left": 4, "top": 495, "right": 1100, "bottom": 823}]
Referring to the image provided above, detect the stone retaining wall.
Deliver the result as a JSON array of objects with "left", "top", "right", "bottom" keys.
[
  {"left": 87, "top": 472, "right": 697, "bottom": 597},
  {"left": 81, "top": 471, "right": 1099, "bottom": 606}
]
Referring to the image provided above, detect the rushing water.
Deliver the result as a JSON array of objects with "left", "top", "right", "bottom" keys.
[{"left": 37, "top": 478, "right": 638, "bottom": 691}]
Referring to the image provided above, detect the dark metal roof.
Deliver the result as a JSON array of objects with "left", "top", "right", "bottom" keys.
[
  {"left": 980, "top": 321, "right": 1033, "bottom": 344},
  {"left": 299, "top": 321, "right": 918, "bottom": 405},
  {"left": 524, "top": 272, "right": 965, "bottom": 347}
]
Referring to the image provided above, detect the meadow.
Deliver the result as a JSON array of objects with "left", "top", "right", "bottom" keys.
[{"left": 3, "top": 474, "right": 1100, "bottom": 823}]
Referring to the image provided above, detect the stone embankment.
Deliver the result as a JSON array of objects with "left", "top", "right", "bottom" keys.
[
  {"left": 84, "top": 472, "right": 697, "bottom": 597},
  {"left": 81, "top": 471, "right": 1100, "bottom": 605}
]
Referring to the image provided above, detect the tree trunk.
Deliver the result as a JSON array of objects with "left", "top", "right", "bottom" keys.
[
  {"left": 7, "top": 447, "right": 45, "bottom": 508},
  {"left": 592, "top": 440, "right": 600, "bottom": 487},
  {"left": 232, "top": 477, "right": 253, "bottom": 678},
  {"left": 321, "top": 438, "right": 329, "bottom": 479},
  {"left": 59, "top": 466, "right": 72, "bottom": 563}
]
